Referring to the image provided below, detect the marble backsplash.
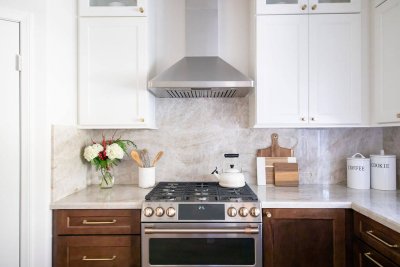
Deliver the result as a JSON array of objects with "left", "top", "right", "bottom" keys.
[
  {"left": 383, "top": 127, "right": 400, "bottom": 188},
  {"left": 52, "top": 98, "right": 385, "bottom": 201}
]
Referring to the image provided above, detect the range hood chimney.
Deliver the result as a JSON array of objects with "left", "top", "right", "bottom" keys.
[{"left": 148, "top": 0, "right": 254, "bottom": 98}]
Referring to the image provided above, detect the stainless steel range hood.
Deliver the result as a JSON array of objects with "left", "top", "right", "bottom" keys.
[{"left": 148, "top": 0, "right": 254, "bottom": 98}]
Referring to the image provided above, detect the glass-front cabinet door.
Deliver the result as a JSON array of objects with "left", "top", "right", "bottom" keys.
[
  {"left": 257, "top": 0, "right": 309, "bottom": 15},
  {"left": 309, "top": 0, "right": 361, "bottom": 13},
  {"left": 79, "top": 0, "right": 147, "bottom": 17}
]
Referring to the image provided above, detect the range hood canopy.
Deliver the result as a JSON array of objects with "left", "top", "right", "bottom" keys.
[{"left": 148, "top": 0, "right": 254, "bottom": 98}]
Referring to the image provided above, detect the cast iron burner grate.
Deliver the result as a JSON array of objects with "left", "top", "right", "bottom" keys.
[{"left": 145, "top": 182, "right": 258, "bottom": 202}]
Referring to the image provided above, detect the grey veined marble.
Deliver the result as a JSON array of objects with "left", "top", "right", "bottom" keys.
[
  {"left": 52, "top": 98, "right": 387, "bottom": 200},
  {"left": 383, "top": 127, "right": 400, "bottom": 189}
]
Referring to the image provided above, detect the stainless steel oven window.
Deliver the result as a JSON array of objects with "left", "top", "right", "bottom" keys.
[{"left": 141, "top": 223, "right": 262, "bottom": 267}]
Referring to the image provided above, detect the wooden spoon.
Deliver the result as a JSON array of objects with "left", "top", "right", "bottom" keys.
[
  {"left": 152, "top": 151, "right": 164, "bottom": 167},
  {"left": 130, "top": 150, "right": 143, "bottom": 167}
]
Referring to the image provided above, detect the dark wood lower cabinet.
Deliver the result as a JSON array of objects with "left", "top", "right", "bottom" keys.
[
  {"left": 54, "top": 236, "right": 140, "bottom": 267},
  {"left": 53, "top": 210, "right": 141, "bottom": 267},
  {"left": 354, "top": 239, "right": 398, "bottom": 267},
  {"left": 263, "top": 208, "right": 349, "bottom": 267}
]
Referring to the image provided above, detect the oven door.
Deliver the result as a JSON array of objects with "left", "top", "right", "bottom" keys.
[{"left": 142, "top": 222, "right": 262, "bottom": 267}]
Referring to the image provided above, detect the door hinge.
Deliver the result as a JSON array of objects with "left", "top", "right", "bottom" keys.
[{"left": 16, "top": 54, "right": 22, "bottom": 71}]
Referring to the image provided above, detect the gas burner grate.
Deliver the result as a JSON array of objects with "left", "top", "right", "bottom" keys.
[{"left": 144, "top": 182, "right": 258, "bottom": 202}]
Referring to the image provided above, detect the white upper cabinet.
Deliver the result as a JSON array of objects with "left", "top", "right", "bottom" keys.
[
  {"left": 309, "top": 0, "right": 361, "bottom": 14},
  {"left": 254, "top": 3, "right": 362, "bottom": 127},
  {"left": 373, "top": 0, "right": 400, "bottom": 124},
  {"left": 256, "top": 0, "right": 308, "bottom": 15},
  {"left": 78, "top": 17, "right": 155, "bottom": 129},
  {"left": 256, "top": 0, "right": 360, "bottom": 14},
  {"left": 256, "top": 15, "right": 309, "bottom": 124},
  {"left": 308, "top": 14, "right": 361, "bottom": 124},
  {"left": 79, "top": 0, "right": 147, "bottom": 16}
]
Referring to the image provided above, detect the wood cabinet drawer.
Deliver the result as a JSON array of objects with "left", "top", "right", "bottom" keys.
[
  {"left": 54, "top": 235, "right": 140, "bottom": 267},
  {"left": 354, "top": 212, "right": 400, "bottom": 265},
  {"left": 354, "top": 239, "right": 397, "bottom": 267},
  {"left": 54, "top": 210, "right": 141, "bottom": 235}
]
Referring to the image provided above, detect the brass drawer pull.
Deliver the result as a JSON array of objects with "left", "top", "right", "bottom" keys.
[
  {"left": 82, "top": 219, "right": 117, "bottom": 225},
  {"left": 82, "top": 255, "right": 117, "bottom": 261},
  {"left": 301, "top": 4, "right": 307, "bottom": 10},
  {"left": 364, "top": 252, "right": 384, "bottom": 267},
  {"left": 366, "top": 230, "right": 399, "bottom": 248},
  {"left": 397, "top": 113, "right": 400, "bottom": 119}
]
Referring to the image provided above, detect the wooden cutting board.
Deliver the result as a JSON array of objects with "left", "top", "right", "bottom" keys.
[
  {"left": 274, "top": 163, "right": 299, "bottom": 187},
  {"left": 257, "top": 133, "right": 294, "bottom": 157}
]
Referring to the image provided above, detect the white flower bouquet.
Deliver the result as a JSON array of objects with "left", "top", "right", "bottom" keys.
[{"left": 83, "top": 134, "right": 135, "bottom": 188}]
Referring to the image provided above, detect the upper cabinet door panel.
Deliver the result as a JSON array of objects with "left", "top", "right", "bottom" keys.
[
  {"left": 256, "top": 15, "right": 309, "bottom": 125},
  {"left": 309, "top": 0, "right": 361, "bottom": 14},
  {"left": 256, "top": 0, "right": 309, "bottom": 15},
  {"left": 374, "top": 0, "right": 400, "bottom": 123},
  {"left": 308, "top": 14, "right": 362, "bottom": 124},
  {"left": 78, "top": 17, "right": 148, "bottom": 126},
  {"left": 79, "top": 0, "right": 147, "bottom": 16}
]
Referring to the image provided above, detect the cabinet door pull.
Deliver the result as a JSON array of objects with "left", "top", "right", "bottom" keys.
[
  {"left": 82, "top": 219, "right": 117, "bottom": 225},
  {"left": 397, "top": 113, "right": 400, "bottom": 119},
  {"left": 301, "top": 4, "right": 307, "bottom": 10},
  {"left": 311, "top": 4, "right": 317, "bottom": 10},
  {"left": 82, "top": 255, "right": 117, "bottom": 261},
  {"left": 364, "top": 252, "right": 384, "bottom": 267},
  {"left": 139, "top": 7, "right": 144, "bottom": 13},
  {"left": 264, "top": 211, "right": 272, "bottom": 218},
  {"left": 366, "top": 230, "right": 399, "bottom": 248}
]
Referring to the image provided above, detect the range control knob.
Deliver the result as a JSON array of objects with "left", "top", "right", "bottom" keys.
[
  {"left": 239, "top": 207, "right": 249, "bottom": 217},
  {"left": 143, "top": 207, "right": 154, "bottom": 217},
  {"left": 227, "top": 207, "right": 237, "bottom": 217},
  {"left": 155, "top": 207, "right": 165, "bottom": 217},
  {"left": 250, "top": 207, "right": 261, "bottom": 217},
  {"left": 166, "top": 207, "right": 176, "bottom": 217}
]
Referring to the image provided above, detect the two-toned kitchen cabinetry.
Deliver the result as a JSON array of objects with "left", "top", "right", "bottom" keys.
[
  {"left": 372, "top": 0, "right": 400, "bottom": 125},
  {"left": 78, "top": 0, "right": 156, "bottom": 129},
  {"left": 262, "top": 208, "right": 352, "bottom": 267},
  {"left": 353, "top": 212, "right": 400, "bottom": 266},
  {"left": 253, "top": 0, "right": 362, "bottom": 127},
  {"left": 53, "top": 210, "right": 141, "bottom": 267}
]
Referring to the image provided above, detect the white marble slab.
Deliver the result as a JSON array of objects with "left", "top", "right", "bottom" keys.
[
  {"left": 50, "top": 185, "right": 152, "bottom": 209},
  {"left": 50, "top": 184, "right": 400, "bottom": 233}
]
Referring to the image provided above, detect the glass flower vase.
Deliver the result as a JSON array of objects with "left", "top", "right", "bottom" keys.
[{"left": 99, "top": 169, "right": 115, "bottom": 189}]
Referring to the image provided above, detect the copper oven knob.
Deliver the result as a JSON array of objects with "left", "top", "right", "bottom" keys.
[
  {"left": 155, "top": 207, "right": 165, "bottom": 217},
  {"left": 239, "top": 207, "right": 249, "bottom": 217},
  {"left": 166, "top": 207, "right": 176, "bottom": 217},
  {"left": 227, "top": 207, "right": 237, "bottom": 217},
  {"left": 250, "top": 207, "right": 261, "bottom": 217},
  {"left": 143, "top": 207, "right": 154, "bottom": 217}
]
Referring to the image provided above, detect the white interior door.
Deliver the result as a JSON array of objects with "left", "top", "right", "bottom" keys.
[{"left": 0, "top": 19, "right": 20, "bottom": 267}]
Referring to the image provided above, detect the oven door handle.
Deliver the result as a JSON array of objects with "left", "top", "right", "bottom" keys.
[{"left": 144, "top": 227, "right": 259, "bottom": 234}]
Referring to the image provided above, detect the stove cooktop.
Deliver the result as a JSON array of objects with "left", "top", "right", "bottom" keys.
[{"left": 144, "top": 182, "right": 258, "bottom": 202}]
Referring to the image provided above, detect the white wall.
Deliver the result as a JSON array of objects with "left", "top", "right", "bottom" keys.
[
  {"left": 0, "top": 0, "right": 51, "bottom": 266},
  {"left": 46, "top": 0, "right": 77, "bottom": 125}
]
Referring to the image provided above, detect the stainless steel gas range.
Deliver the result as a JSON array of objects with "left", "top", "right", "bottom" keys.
[{"left": 141, "top": 182, "right": 262, "bottom": 267}]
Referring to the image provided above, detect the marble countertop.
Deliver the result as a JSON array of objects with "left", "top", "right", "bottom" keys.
[{"left": 50, "top": 184, "right": 400, "bottom": 233}]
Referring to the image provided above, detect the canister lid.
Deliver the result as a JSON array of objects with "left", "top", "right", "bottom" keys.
[
  {"left": 370, "top": 149, "right": 396, "bottom": 158},
  {"left": 347, "top": 153, "right": 370, "bottom": 161}
]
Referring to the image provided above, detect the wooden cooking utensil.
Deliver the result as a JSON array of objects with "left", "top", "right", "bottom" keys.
[
  {"left": 152, "top": 151, "right": 164, "bottom": 167},
  {"left": 130, "top": 150, "right": 144, "bottom": 167},
  {"left": 257, "top": 133, "right": 293, "bottom": 157}
]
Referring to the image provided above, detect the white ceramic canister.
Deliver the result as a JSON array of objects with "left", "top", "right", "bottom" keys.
[
  {"left": 138, "top": 167, "right": 156, "bottom": 189},
  {"left": 347, "top": 153, "right": 370, "bottom": 189},
  {"left": 370, "top": 150, "right": 397, "bottom": 191}
]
